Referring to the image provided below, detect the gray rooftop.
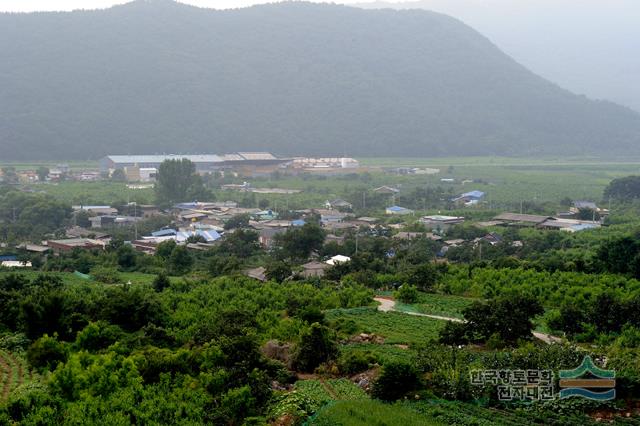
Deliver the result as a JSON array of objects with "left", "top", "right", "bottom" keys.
[{"left": 105, "top": 154, "right": 224, "bottom": 164}]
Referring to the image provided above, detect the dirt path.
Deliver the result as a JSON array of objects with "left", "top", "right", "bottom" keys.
[
  {"left": 532, "top": 331, "right": 564, "bottom": 344},
  {"left": 375, "top": 297, "right": 395, "bottom": 312},
  {"left": 374, "top": 296, "right": 464, "bottom": 322},
  {"left": 374, "top": 296, "right": 562, "bottom": 344}
]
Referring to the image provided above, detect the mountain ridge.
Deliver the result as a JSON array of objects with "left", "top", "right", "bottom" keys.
[{"left": 1, "top": 1, "right": 639, "bottom": 160}]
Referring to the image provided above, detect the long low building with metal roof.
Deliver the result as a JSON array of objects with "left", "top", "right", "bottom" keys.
[
  {"left": 100, "top": 154, "right": 225, "bottom": 172},
  {"left": 100, "top": 152, "right": 288, "bottom": 173}
]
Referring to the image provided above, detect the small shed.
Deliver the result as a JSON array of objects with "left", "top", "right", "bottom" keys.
[{"left": 300, "top": 261, "right": 331, "bottom": 278}]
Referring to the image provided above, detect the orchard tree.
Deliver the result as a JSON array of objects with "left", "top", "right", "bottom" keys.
[
  {"left": 168, "top": 245, "right": 193, "bottom": 275},
  {"left": 265, "top": 260, "right": 291, "bottom": 283},
  {"left": 461, "top": 294, "right": 543, "bottom": 344}
]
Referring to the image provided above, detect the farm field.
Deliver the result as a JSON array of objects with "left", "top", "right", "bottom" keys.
[
  {"left": 34, "top": 181, "right": 154, "bottom": 205},
  {"left": 9, "top": 156, "right": 640, "bottom": 211},
  {"left": 326, "top": 307, "right": 445, "bottom": 345},
  {"left": 309, "top": 399, "right": 443, "bottom": 426},
  {"left": 309, "top": 398, "right": 610, "bottom": 426},
  {"left": 338, "top": 343, "right": 415, "bottom": 365},
  {"left": 0, "top": 350, "right": 33, "bottom": 404},
  {"left": 395, "top": 293, "right": 477, "bottom": 319}
]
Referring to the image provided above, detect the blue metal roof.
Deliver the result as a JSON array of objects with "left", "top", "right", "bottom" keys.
[
  {"left": 570, "top": 223, "right": 599, "bottom": 231},
  {"left": 291, "top": 219, "right": 306, "bottom": 227},
  {"left": 151, "top": 229, "right": 177, "bottom": 237},
  {"left": 387, "top": 206, "right": 408, "bottom": 211},
  {"left": 176, "top": 230, "right": 221, "bottom": 243},
  {"left": 461, "top": 190, "right": 485, "bottom": 199},
  {"left": 174, "top": 202, "right": 200, "bottom": 210}
]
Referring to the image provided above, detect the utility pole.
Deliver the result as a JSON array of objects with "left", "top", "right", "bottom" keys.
[
  {"left": 134, "top": 202, "right": 138, "bottom": 241},
  {"left": 355, "top": 232, "right": 359, "bottom": 254}
]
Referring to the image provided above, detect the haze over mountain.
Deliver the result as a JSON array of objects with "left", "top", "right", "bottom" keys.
[
  {"left": 1, "top": 0, "right": 640, "bottom": 160},
  {"left": 356, "top": 0, "right": 640, "bottom": 112}
]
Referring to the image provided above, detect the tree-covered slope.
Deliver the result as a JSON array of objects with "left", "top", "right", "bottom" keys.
[{"left": 1, "top": 0, "right": 639, "bottom": 160}]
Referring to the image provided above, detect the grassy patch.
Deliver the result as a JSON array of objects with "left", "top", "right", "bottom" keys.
[
  {"left": 14, "top": 156, "right": 640, "bottom": 211},
  {"left": 308, "top": 399, "right": 444, "bottom": 426},
  {"left": 339, "top": 343, "right": 414, "bottom": 366},
  {"left": 326, "top": 307, "right": 444, "bottom": 345},
  {"left": 37, "top": 181, "right": 154, "bottom": 205},
  {"left": 395, "top": 293, "right": 477, "bottom": 320}
]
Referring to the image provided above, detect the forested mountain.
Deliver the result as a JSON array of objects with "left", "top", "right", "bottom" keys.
[
  {"left": 357, "top": 0, "right": 640, "bottom": 112},
  {"left": 1, "top": 0, "right": 640, "bottom": 160}
]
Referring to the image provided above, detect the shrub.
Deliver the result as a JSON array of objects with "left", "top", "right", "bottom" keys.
[
  {"left": 338, "top": 350, "right": 376, "bottom": 375},
  {"left": 74, "top": 321, "right": 123, "bottom": 352},
  {"left": 395, "top": 285, "right": 418, "bottom": 304},
  {"left": 371, "top": 361, "right": 419, "bottom": 401},
  {"left": 292, "top": 323, "right": 337, "bottom": 373},
  {"left": 90, "top": 266, "right": 122, "bottom": 284},
  {"left": 27, "top": 334, "right": 67, "bottom": 372},
  {"left": 438, "top": 321, "right": 468, "bottom": 346},
  {"left": 152, "top": 273, "right": 171, "bottom": 292}
]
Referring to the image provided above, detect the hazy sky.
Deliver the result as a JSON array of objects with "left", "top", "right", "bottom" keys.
[{"left": 0, "top": 0, "right": 362, "bottom": 12}]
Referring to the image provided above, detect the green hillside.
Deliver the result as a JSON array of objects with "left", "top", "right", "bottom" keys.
[{"left": 1, "top": 1, "right": 639, "bottom": 160}]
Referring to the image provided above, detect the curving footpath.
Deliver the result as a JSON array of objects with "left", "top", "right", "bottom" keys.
[{"left": 374, "top": 296, "right": 562, "bottom": 345}]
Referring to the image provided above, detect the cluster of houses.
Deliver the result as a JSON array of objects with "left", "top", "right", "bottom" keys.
[
  {"left": 1, "top": 164, "right": 102, "bottom": 184},
  {"left": 2, "top": 170, "right": 608, "bottom": 276}
]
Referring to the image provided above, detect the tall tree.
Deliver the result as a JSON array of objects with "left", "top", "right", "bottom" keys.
[
  {"left": 273, "top": 223, "right": 325, "bottom": 261},
  {"left": 1, "top": 167, "right": 18, "bottom": 184},
  {"left": 36, "top": 166, "right": 50, "bottom": 182},
  {"left": 155, "top": 159, "right": 211, "bottom": 207}
]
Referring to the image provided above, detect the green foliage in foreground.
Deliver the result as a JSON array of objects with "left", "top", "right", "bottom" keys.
[
  {"left": 309, "top": 399, "right": 443, "bottom": 426},
  {"left": 0, "top": 273, "right": 374, "bottom": 425},
  {"left": 270, "top": 379, "right": 367, "bottom": 422}
]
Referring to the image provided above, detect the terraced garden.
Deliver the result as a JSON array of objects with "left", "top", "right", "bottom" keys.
[{"left": 0, "top": 350, "right": 32, "bottom": 404}]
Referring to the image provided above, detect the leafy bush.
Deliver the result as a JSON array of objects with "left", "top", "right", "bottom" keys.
[
  {"left": 0, "top": 332, "right": 30, "bottom": 352},
  {"left": 292, "top": 323, "right": 338, "bottom": 373},
  {"left": 337, "top": 350, "right": 377, "bottom": 375},
  {"left": 89, "top": 266, "right": 122, "bottom": 284},
  {"left": 27, "top": 334, "right": 67, "bottom": 372},
  {"left": 371, "top": 361, "right": 419, "bottom": 401},
  {"left": 152, "top": 273, "right": 171, "bottom": 292},
  {"left": 395, "top": 285, "right": 418, "bottom": 304},
  {"left": 74, "top": 321, "right": 123, "bottom": 352}
]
